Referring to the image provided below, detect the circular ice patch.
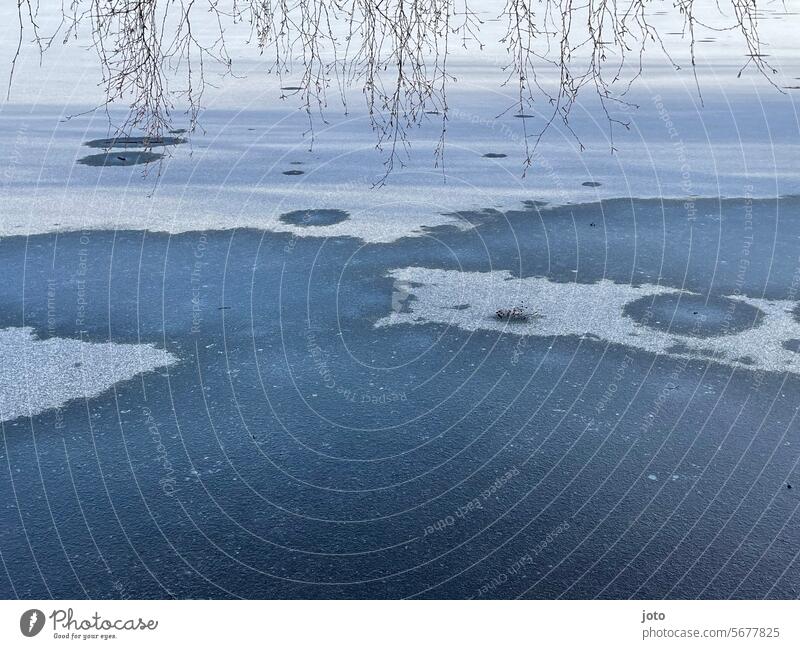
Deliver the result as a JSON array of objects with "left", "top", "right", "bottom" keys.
[
  {"left": 279, "top": 209, "right": 350, "bottom": 227},
  {"left": 623, "top": 293, "right": 765, "bottom": 338},
  {"left": 78, "top": 151, "right": 164, "bottom": 167}
]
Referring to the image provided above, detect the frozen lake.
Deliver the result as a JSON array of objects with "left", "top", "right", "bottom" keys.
[
  {"left": 0, "top": 2, "right": 799, "bottom": 599},
  {"left": 1, "top": 196, "right": 799, "bottom": 598}
]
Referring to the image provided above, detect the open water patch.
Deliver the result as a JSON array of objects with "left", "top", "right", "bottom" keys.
[
  {"left": 84, "top": 136, "right": 186, "bottom": 148},
  {"left": 78, "top": 151, "right": 164, "bottom": 167},
  {"left": 279, "top": 209, "right": 350, "bottom": 227},
  {"left": 623, "top": 293, "right": 765, "bottom": 338}
]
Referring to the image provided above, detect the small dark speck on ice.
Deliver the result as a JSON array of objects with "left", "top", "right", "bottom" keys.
[
  {"left": 283, "top": 170, "right": 305, "bottom": 176},
  {"left": 483, "top": 153, "right": 507, "bottom": 159},
  {"left": 582, "top": 181, "right": 602, "bottom": 187}
]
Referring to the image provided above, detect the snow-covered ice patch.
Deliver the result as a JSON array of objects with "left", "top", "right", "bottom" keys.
[
  {"left": 377, "top": 268, "right": 800, "bottom": 375},
  {"left": 0, "top": 188, "right": 474, "bottom": 243},
  {"left": 0, "top": 327, "right": 178, "bottom": 422}
]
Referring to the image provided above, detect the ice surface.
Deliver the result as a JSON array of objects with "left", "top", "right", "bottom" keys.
[{"left": 0, "top": 3, "right": 798, "bottom": 242}]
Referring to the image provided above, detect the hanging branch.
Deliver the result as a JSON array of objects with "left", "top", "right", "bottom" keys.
[{"left": 12, "top": 1, "right": 778, "bottom": 176}]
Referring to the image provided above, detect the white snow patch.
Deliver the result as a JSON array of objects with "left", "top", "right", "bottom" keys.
[
  {"left": 0, "top": 327, "right": 178, "bottom": 422},
  {"left": 376, "top": 267, "right": 800, "bottom": 375}
]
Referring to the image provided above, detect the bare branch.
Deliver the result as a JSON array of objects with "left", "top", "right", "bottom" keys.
[{"left": 12, "top": 1, "right": 781, "bottom": 175}]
